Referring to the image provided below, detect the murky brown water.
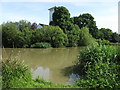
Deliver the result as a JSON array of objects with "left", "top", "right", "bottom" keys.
[{"left": 2, "top": 47, "right": 83, "bottom": 84}]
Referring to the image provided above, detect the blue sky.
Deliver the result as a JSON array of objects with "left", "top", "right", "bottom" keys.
[{"left": 1, "top": 0, "right": 119, "bottom": 32}]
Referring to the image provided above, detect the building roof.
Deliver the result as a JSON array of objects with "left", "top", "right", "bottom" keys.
[
  {"left": 39, "top": 23, "right": 48, "bottom": 26},
  {"left": 48, "top": 6, "right": 56, "bottom": 10}
]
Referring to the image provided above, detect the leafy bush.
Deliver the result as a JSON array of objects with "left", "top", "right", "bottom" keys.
[
  {"left": 109, "top": 43, "right": 120, "bottom": 46},
  {"left": 75, "top": 45, "right": 120, "bottom": 88},
  {"left": 2, "top": 58, "right": 32, "bottom": 88},
  {"left": 96, "top": 39, "right": 110, "bottom": 45},
  {"left": 31, "top": 42, "right": 52, "bottom": 48}
]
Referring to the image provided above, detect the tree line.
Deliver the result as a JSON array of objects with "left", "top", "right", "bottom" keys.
[
  {"left": 50, "top": 6, "right": 120, "bottom": 42},
  {"left": 2, "top": 6, "right": 120, "bottom": 48}
]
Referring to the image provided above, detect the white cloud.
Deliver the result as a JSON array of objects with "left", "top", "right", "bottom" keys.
[{"left": 95, "top": 14, "right": 118, "bottom": 32}]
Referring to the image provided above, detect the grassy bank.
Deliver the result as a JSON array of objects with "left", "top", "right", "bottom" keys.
[
  {"left": 74, "top": 44, "right": 120, "bottom": 88},
  {"left": 2, "top": 45, "right": 120, "bottom": 88}
]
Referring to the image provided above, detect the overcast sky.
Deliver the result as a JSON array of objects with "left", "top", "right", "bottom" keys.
[{"left": 0, "top": 0, "right": 119, "bottom": 33}]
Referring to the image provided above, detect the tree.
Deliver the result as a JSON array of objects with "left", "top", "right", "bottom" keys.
[
  {"left": 71, "top": 13, "right": 99, "bottom": 39},
  {"left": 78, "top": 27, "right": 96, "bottom": 46},
  {"left": 51, "top": 6, "right": 70, "bottom": 30},
  {"left": 99, "top": 28, "right": 113, "bottom": 41},
  {"left": 2, "top": 22, "right": 25, "bottom": 48},
  {"left": 51, "top": 6, "right": 81, "bottom": 47},
  {"left": 17, "top": 20, "right": 31, "bottom": 31},
  {"left": 64, "top": 21, "right": 81, "bottom": 47},
  {"left": 2, "top": 21, "right": 32, "bottom": 48},
  {"left": 111, "top": 32, "right": 120, "bottom": 43},
  {"left": 31, "top": 26, "right": 68, "bottom": 48}
]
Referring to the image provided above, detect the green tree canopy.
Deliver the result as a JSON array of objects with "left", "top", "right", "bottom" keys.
[
  {"left": 99, "top": 28, "right": 113, "bottom": 41},
  {"left": 31, "top": 26, "right": 68, "bottom": 48},
  {"left": 2, "top": 22, "right": 26, "bottom": 48},
  {"left": 71, "top": 13, "right": 99, "bottom": 39},
  {"left": 17, "top": 20, "right": 31, "bottom": 31},
  {"left": 51, "top": 6, "right": 70, "bottom": 29},
  {"left": 78, "top": 27, "right": 96, "bottom": 46},
  {"left": 65, "top": 22, "right": 81, "bottom": 47}
]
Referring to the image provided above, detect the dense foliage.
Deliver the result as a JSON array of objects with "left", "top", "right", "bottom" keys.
[
  {"left": 75, "top": 45, "right": 120, "bottom": 88},
  {"left": 71, "top": 13, "right": 99, "bottom": 39},
  {"left": 96, "top": 39, "right": 110, "bottom": 45},
  {"left": 1, "top": 6, "right": 120, "bottom": 48},
  {"left": 64, "top": 22, "right": 81, "bottom": 47},
  {"left": 2, "top": 58, "right": 32, "bottom": 88},
  {"left": 31, "top": 42, "right": 51, "bottom": 48},
  {"left": 50, "top": 6, "right": 70, "bottom": 28},
  {"left": 51, "top": 6, "right": 120, "bottom": 44},
  {"left": 31, "top": 26, "right": 68, "bottom": 48},
  {"left": 78, "top": 27, "right": 96, "bottom": 46},
  {"left": 2, "top": 20, "right": 97, "bottom": 48},
  {"left": 2, "top": 21, "right": 32, "bottom": 48},
  {"left": 99, "top": 28, "right": 120, "bottom": 43},
  {"left": 2, "top": 21, "right": 68, "bottom": 48},
  {"left": 51, "top": 6, "right": 97, "bottom": 47}
]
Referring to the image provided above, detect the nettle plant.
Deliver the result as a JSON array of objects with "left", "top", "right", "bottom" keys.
[{"left": 76, "top": 44, "right": 120, "bottom": 88}]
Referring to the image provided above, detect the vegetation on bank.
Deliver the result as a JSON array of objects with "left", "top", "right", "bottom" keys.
[
  {"left": 31, "top": 42, "right": 52, "bottom": 48},
  {"left": 2, "top": 58, "right": 74, "bottom": 88},
  {"left": 74, "top": 44, "right": 120, "bottom": 88},
  {"left": 51, "top": 6, "right": 120, "bottom": 42},
  {"left": 1, "top": 5, "right": 120, "bottom": 88},
  {"left": 1, "top": 6, "right": 120, "bottom": 48},
  {"left": 2, "top": 44, "right": 120, "bottom": 88}
]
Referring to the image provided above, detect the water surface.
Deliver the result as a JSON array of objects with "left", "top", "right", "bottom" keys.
[{"left": 2, "top": 47, "right": 83, "bottom": 84}]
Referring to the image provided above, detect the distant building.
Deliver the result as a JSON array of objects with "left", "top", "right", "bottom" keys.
[
  {"left": 37, "top": 24, "right": 43, "bottom": 29},
  {"left": 31, "top": 23, "right": 43, "bottom": 30},
  {"left": 48, "top": 6, "right": 56, "bottom": 23}
]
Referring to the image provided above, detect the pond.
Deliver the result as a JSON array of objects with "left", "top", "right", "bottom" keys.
[{"left": 2, "top": 47, "right": 83, "bottom": 84}]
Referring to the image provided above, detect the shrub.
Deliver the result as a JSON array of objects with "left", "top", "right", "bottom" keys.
[
  {"left": 31, "top": 42, "right": 52, "bottom": 48},
  {"left": 109, "top": 43, "right": 120, "bottom": 46},
  {"left": 96, "top": 39, "right": 110, "bottom": 45},
  {"left": 75, "top": 45, "right": 120, "bottom": 88},
  {"left": 2, "top": 58, "right": 32, "bottom": 88}
]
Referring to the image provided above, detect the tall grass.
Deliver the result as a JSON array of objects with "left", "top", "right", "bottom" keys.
[{"left": 2, "top": 58, "right": 32, "bottom": 88}]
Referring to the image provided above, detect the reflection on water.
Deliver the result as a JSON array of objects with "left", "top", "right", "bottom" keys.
[
  {"left": 31, "top": 67, "right": 50, "bottom": 81},
  {"left": 2, "top": 47, "right": 83, "bottom": 84},
  {"left": 32, "top": 66, "right": 80, "bottom": 85},
  {"left": 66, "top": 73, "right": 80, "bottom": 85}
]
